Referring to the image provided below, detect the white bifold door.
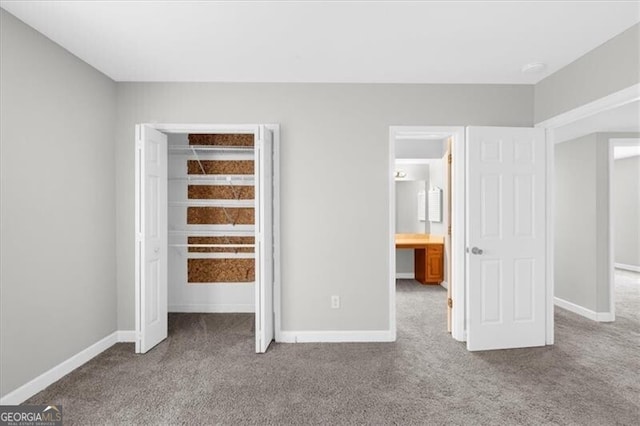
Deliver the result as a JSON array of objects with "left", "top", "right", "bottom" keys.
[
  {"left": 466, "top": 126, "right": 546, "bottom": 351},
  {"left": 255, "top": 125, "right": 275, "bottom": 353},
  {"left": 135, "top": 124, "right": 276, "bottom": 354},
  {"left": 135, "top": 124, "right": 168, "bottom": 353}
]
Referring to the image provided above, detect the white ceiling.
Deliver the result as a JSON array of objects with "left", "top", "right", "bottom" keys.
[
  {"left": 614, "top": 144, "right": 640, "bottom": 160},
  {"left": 1, "top": 1, "right": 639, "bottom": 84},
  {"left": 554, "top": 101, "right": 640, "bottom": 144}
]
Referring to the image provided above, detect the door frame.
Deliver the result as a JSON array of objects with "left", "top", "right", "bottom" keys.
[
  {"left": 388, "top": 126, "right": 466, "bottom": 342},
  {"left": 535, "top": 82, "right": 640, "bottom": 341},
  {"left": 134, "top": 123, "right": 281, "bottom": 351}
]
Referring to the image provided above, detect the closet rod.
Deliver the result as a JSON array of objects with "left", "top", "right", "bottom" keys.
[
  {"left": 169, "top": 229, "right": 255, "bottom": 237},
  {"left": 169, "top": 145, "right": 254, "bottom": 153},
  {"left": 168, "top": 175, "right": 254, "bottom": 183},
  {"left": 169, "top": 244, "right": 255, "bottom": 248},
  {"left": 175, "top": 252, "right": 256, "bottom": 260},
  {"left": 168, "top": 200, "right": 253, "bottom": 207}
]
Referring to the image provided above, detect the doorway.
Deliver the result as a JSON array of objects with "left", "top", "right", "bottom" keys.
[
  {"left": 389, "top": 126, "right": 466, "bottom": 343},
  {"left": 610, "top": 138, "right": 640, "bottom": 322},
  {"left": 134, "top": 123, "right": 280, "bottom": 354},
  {"left": 389, "top": 125, "right": 550, "bottom": 351},
  {"left": 548, "top": 98, "right": 640, "bottom": 324}
]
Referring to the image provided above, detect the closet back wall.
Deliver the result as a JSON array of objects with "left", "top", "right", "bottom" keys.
[{"left": 115, "top": 83, "right": 533, "bottom": 332}]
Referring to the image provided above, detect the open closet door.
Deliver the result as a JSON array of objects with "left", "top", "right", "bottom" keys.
[
  {"left": 255, "top": 126, "right": 274, "bottom": 353},
  {"left": 135, "top": 124, "right": 168, "bottom": 354},
  {"left": 466, "top": 126, "right": 546, "bottom": 351}
]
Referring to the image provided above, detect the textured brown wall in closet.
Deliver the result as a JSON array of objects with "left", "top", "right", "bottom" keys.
[
  {"left": 188, "top": 185, "right": 254, "bottom": 200},
  {"left": 188, "top": 259, "right": 255, "bottom": 283},
  {"left": 189, "top": 133, "right": 254, "bottom": 147},
  {"left": 187, "top": 207, "right": 254, "bottom": 225},
  {"left": 186, "top": 133, "right": 256, "bottom": 283},
  {"left": 187, "top": 160, "right": 254, "bottom": 175},
  {"left": 188, "top": 236, "right": 255, "bottom": 253}
]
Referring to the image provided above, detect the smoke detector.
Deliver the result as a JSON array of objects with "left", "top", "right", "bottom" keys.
[{"left": 521, "top": 62, "right": 547, "bottom": 74}]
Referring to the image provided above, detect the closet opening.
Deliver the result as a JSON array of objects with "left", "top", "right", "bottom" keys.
[
  {"left": 389, "top": 126, "right": 466, "bottom": 343},
  {"left": 135, "top": 124, "right": 279, "bottom": 355}
]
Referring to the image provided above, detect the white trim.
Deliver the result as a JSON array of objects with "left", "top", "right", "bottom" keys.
[
  {"left": 608, "top": 139, "right": 616, "bottom": 323},
  {"left": 440, "top": 281, "right": 448, "bottom": 290},
  {"left": 554, "top": 297, "right": 614, "bottom": 322},
  {"left": 278, "top": 330, "right": 394, "bottom": 343},
  {"left": 117, "top": 330, "right": 137, "bottom": 342},
  {"left": 545, "top": 128, "right": 555, "bottom": 345},
  {"left": 596, "top": 312, "right": 615, "bottom": 322},
  {"left": 388, "top": 128, "right": 397, "bottom": 342},
  {"left": 395, "top": 272, "right": 415, "bottom": 279},
  {"left": 450, "top": 128, "right": 466, "bottom": 342},
  {"left": 389, "top": 126, "right": 466, "bottom": 343},
  {"left": 0, "top": 332, "right": 118, "bottom": 405},
  {"left": 535, "top": 83, "right": 640, "bottom": 129},
  {"left": 615, "top": 263, "right": 640, "bottom": 272},
  {"left": 134, "top": 125, "right": 142, "bottom": 353},
  {"left": 269, "top": 124, "right": 282, "bottom": 344},
  {"left": 168, "top": 304, "right": 255, "bottom": 313},
  {"left": 148, "top": 123, "right": 259, "bottom": 134}
]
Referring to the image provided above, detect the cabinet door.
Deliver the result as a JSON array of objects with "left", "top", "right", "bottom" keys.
[{"left": 426, "top": 246, "right": 443, "bottom": 282}]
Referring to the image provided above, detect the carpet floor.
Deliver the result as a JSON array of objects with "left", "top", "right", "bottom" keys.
[{"left": 25, "top": 273, "right": 639, "bottom": 425}]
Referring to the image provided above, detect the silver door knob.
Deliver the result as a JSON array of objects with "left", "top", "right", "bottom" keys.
[
  {"left": 154, "top": 248, "right": 160, "bottom": 253},
  {"left": 471, "top": 247, "right": 483, "bottom": 255}
]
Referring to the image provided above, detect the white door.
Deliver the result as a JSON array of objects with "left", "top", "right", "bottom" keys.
[
  {"left": 466, "top": 126, "right": 546, "bottom": 351},
  {"left": 135, "top": 124, "right": 168, "bottom": 353},
  {"left": 255, "top": 126, "right": 274, "bottom": 353}
]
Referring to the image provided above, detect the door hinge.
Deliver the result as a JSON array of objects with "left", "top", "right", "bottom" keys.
[
  {"left": 447, "top": 298, "right": 453, "bottom": 308},
  {"left": 448, "top": 153, "right": 452, "bottom": 164},
  {"left": 448, "top": 225, "right": 452, "bottom": 235}
]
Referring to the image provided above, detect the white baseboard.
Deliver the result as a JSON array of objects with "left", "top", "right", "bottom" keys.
[
  {"left": 169, "top": 304, "right": 254, "bottom": 313},
  {"left": 0, "top": 329, "right": 140, "bottom": 405},
  {"left": 117, "top": 330, "right": 137, "bottom": 343},
  {"left": 277, "top": 329, "right": 395, "bottom": 343},
  {"left": 554, "top": 297, "right": 614, "bottom": 322},
  {"left": 0, "top": 331, "right": 118, "bottom": 405},
  {"left": 615, "top": 263, "right": 640, "bottom": 273},
  {"left": 595, "top": 312, "right": 615, "bottom": 322},
  {"left": 395, "top": 273, "right": 415, "bottom": 279},
  {"left": 440, "top": 281, "right": 448, "bottom": 290}
]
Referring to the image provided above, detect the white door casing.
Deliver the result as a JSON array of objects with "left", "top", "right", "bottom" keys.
[
  {"left": 255, "top": 125, "right": 275, "bottom": 353},
  {"left": 466, "top": 126, "right": 546, "bottom": 351},
  {"left": 135, "top": 124, "right": 168, "bottom": 353}
]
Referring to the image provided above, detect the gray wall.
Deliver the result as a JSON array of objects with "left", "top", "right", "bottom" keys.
[
  {"left": 426, "top": 158, "right": 447, "bottom": 236},
  {"left": 614, "top": 156, "right": 640, "bottom": 267},
  {"left": 115, "top": 83, "right": 533, "bottom": 332},
  {"left": 395, "top": 179, "right": 428, "bottom": 274},
  {"left": 555, "top": 132, "right": 640, "bottom": 314},
  {"left": 555, "top": 134, "right": 599, "bottom": 310},
  {"left": 0, "top": 10, "right": 117, "bottom": 397},
  {"left": 535, "top": 23, "right": 640, "bottom": 124}
]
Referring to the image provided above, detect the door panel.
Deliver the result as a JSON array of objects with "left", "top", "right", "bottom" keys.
[
  {"left": 255, "top": 126, "right": 274, "bottom": 353},
  {"left": 136, "top": 124, "right": 168, "bottom": 353},
  {"left": 466, "top": 126, "right": 546, "bottom": 351}
]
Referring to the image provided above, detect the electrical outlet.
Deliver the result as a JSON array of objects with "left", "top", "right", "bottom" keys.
[{"left": 331, "top": 295, "right": 340, "bottom": 309}]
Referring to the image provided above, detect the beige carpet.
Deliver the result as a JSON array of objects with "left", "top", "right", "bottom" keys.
[{"left": 25, "top": 274, "right": 640, "bottom": 425}]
